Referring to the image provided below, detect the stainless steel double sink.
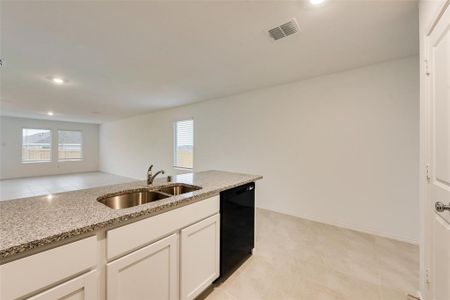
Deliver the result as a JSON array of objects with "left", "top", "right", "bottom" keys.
[{"left": 97, "top": 183, "right": 201, "bottom": 209}]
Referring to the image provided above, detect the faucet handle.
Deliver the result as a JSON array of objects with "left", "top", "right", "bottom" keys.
[{"left": 148, "top": 164, "right": 153, "bottom": 173}]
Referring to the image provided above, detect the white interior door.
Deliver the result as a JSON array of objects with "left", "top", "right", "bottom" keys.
[{"left": 427, "top": 4, "right": 450, "bottom": 300}]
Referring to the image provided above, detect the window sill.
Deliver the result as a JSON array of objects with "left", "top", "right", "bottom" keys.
[
  {"left": 21, "top": 161, "right": 52, "bottom": 164},
  {"left": 58, "top": 159, "right": 83, "bottom": 162},
  {"left": 173, "top": 166, "right": 193, "bottom": 171}
]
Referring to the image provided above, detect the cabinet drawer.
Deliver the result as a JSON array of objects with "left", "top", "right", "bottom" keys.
[
  {"left": 107, "top": 195, "right": 219, "bottom": 260},
  {"left": 0, "top": 236, "right": 97, "bottom": 300}
]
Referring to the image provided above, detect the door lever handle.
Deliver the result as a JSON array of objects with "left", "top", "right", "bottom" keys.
[{"left": 435, "top": 202, "right": 450, "bottom": 212}]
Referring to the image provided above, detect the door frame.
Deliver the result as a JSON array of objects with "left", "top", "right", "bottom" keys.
[{"left": 420, "top": 1, "right": 450, "bottom": 299}]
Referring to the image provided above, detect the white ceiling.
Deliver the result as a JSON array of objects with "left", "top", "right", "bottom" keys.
[{"left": 0, "top": 0, "right": 419, "bottom": 124}]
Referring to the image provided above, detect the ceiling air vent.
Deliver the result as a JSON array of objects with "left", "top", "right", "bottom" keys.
[
  {"left": 268, "top": 27, "right": 285, "bottom": 40},
  {"left": 268, "top": 18, "right": 300, "bottom": 40}
]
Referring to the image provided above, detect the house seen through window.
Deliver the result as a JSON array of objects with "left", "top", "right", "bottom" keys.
[{"left": 22, "top": 128, "right": 52, "bottom": 162}]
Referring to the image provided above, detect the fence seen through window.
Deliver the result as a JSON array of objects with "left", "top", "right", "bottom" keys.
[
  {"left": 58, "top": 130, "right": 82, "bottom": 161},
  {"left": 174, "top": 120, "right": 193, "bottom": 169},
  {"left": 22, "top": 128, "right": 52, "bottom": 162}
]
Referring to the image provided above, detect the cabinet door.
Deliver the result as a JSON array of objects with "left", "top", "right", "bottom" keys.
[
  {"left": 180, "top": 214, "right": 220, "bottom": 300},
  {"left": 27, "top": 271, "right": 97, "bottom": 300},
  {"left": 0, "top": 236, "right": 96, "bottom": 300},
  {"left": 107, "top": 233, "right": 178, "bottom": 300}
]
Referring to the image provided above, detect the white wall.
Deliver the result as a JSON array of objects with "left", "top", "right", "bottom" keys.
[
  {"left": 100, "top": 56, "right": 419, "bottom": 243},
  {"left": 0, "top": 116, "right": 99, "bottom": 179}
]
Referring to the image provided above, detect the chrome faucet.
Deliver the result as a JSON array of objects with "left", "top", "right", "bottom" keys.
[{"left": 147, "top": 164, "right": 165, "bottom": 185}]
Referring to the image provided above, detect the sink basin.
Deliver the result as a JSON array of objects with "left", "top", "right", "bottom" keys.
[
  {"left": 98, "top": 189, "right": 169, "bottom": 209},
  {"left": 156, "top": 184, "right": 201, "bottom": 196},
  {"left": 97, "top": 184, "right": 202, "bottom": 209}
]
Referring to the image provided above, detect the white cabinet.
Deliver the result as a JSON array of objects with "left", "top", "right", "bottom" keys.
[
  {"left": 0, "top": 236, "right": 97, "bottom": 300},
  {"left": 107, "top": 233, "right": 179, "bottom": 300},
  {"left": 27, "top": 271, "right": 97, "bottom": 300},
  {"left": 1, "top": 196, "right": 222, "bottom": 300},
  {"left": 107, "top": 196, "right": 219, "bottom": 260},
  {"left": 180, "top": 214, "right": 220, "bottom": 300}
]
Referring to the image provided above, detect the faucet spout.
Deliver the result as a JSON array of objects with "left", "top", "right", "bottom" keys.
[{"left": 147, "top": 165, "right": 165, "bottom": 185}]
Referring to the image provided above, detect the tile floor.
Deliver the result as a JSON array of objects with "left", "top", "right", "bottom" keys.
[
  {"left": 204, "top": 209, "right": 419, "bottom": 300},
  {"left": 0, "top": 172, "right": 135, "bottom": 201}
]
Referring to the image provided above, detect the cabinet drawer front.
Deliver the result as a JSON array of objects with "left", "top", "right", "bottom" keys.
[
  {"left": 0, "top": 236, "right": 97, "bottom": 300},
  {"left": 107, "top": 195, "right": 219, "bottom": 260},
  {"left": 107, "top": 233, "right": 179, "bottom": 300},
  {"left": 27, "top": 270, "right": 97, "bottom": 300},
  {"left": 181, "top": 214, "right": 220, "bottom": 300}
]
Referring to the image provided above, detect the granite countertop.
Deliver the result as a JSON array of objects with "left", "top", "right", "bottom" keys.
[{"left": 0, "top": 170, "right": 262, "bottom": 262}]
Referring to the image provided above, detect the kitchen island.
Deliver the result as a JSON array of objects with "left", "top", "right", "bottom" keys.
[{"left": 0, "top": 170, "right": 262, "bottom": 300}]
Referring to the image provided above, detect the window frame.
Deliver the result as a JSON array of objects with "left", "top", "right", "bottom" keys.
[
  {"left": 173, "top": 118, "right": 194, "bottom": 170},
  {"left": 21, "top": 127, "right": 53, "bottom": 164},
  {"left": 57, "top": 129, "right": 84, "bottom": 162}
]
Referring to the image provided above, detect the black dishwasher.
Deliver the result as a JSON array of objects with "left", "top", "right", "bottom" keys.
[{"left": 218, "top": 182, "right": 255, "bottom": 280}]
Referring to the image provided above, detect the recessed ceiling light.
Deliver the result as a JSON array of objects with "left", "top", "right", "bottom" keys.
[
  {"left": 310, "top": 0, "right": 325, "bottom": 5},
  {"left": 47, "top": 111, "right": 54, "bottom": 116},
  {"left": 52, "top": 77, "right": 65, "bottom": 85}
]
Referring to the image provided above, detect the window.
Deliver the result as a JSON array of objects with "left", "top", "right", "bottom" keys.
[
  {"left": 174, "top": 119, "right": 193, "bottom": 169},
  {"left": 22, "top": 128, "right": 52, "bottom": 162},
  {"left": 58, "top": 130, "right": 83, "bottom": 161}
]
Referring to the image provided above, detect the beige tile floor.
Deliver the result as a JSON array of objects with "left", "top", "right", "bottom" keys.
[
  {"left": 0, "top": 172, "right": 134, "bottom": 201},
  {"left": 204, "top": 209, "right": 419, "bottom": 300}
]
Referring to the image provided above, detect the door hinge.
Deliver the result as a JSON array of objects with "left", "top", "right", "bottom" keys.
[
  {"left": 425, "top": 59, "right": 431, "bottom": 76},
  {"left": 425, "top": 267, "right": 431, "bottom": 287},
  {"left": 426, "top": 164, "right": 431, "bottom": 182}
]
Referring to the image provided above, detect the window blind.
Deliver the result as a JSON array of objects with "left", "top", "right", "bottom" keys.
[{"left": 174, "top": 120, "right": 193, "bottom": 169}]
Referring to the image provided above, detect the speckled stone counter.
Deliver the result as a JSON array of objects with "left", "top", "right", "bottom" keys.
[{"left": 0, "top": 170, "right": 262, "bottom": 262}]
